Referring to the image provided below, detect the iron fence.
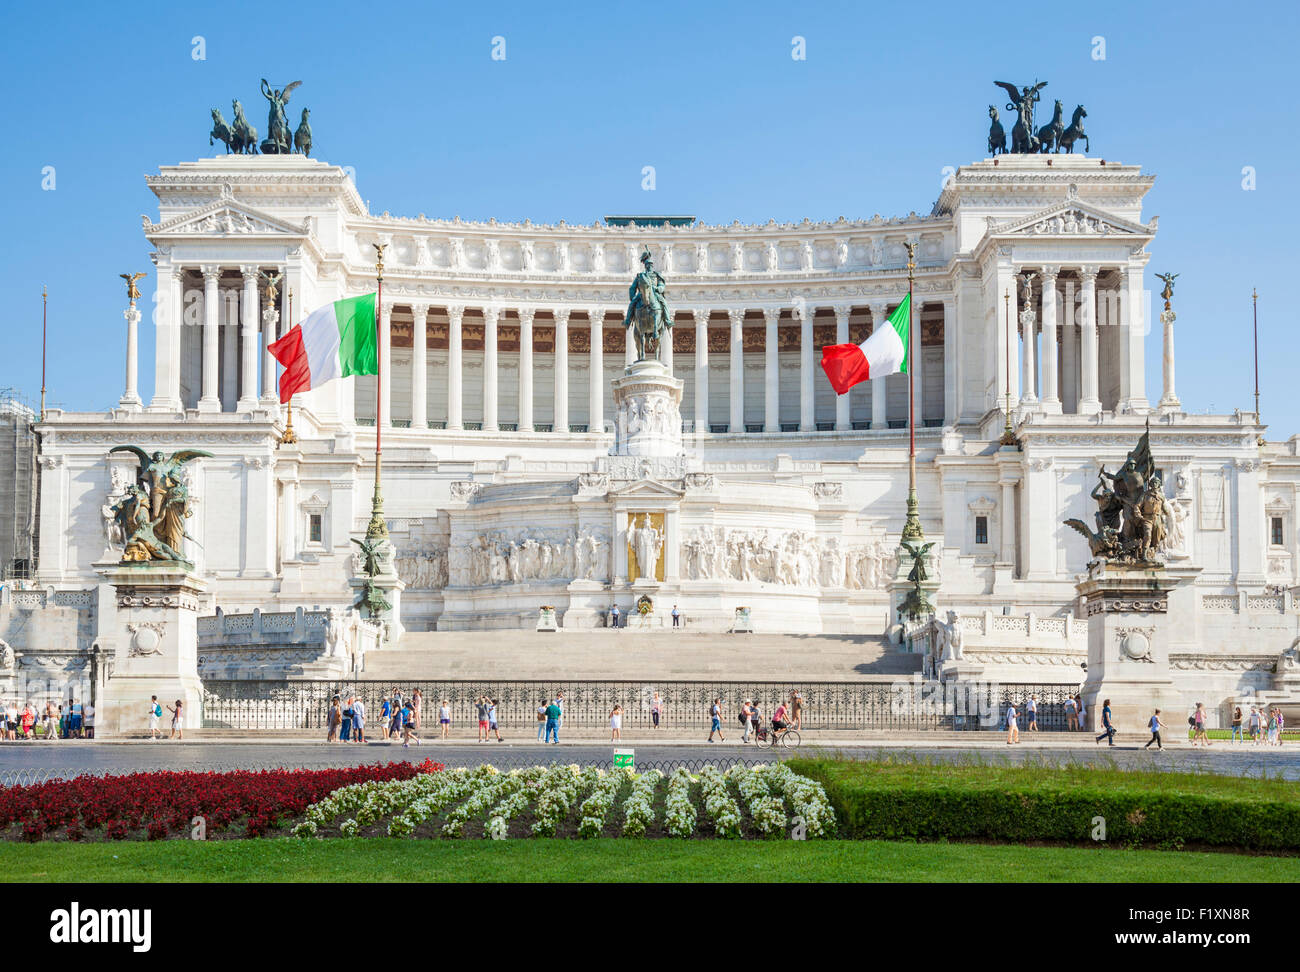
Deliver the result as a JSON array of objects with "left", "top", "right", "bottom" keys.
[{"left": 199, "top": 678, "right": 1084, "bottom": 733}]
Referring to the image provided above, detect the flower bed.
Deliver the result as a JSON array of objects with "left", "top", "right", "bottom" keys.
[
  {"left": 1, "top": 761, "right": 440, "bottom": 843},
  {"left": 291, "top": 763, "right": 831, "bottom": 840}
]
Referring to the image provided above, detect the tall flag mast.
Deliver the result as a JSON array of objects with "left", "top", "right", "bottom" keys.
[
  {"left": 279, "top": 288, "right": 298, "bottom": 445},
  {"left": 40, "top": 287, "right": 48, "bottom": 420},
  {"left": 1253, "top": 287, "right": 1262, "bottom": 445},
  {"left": 1000, "top": 289, "right": 1017, "bottom": 446},
  {"left": 365, "top": 243, "right": 389, "bottom": 547},
  {"left": 900, "top": 242, "right": 923, "bottom": 544}
]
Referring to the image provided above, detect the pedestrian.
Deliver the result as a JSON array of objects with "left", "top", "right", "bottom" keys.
[
  {"left": 379, "top": 693, "right": 392, "bottom": 741},
  {"left": 476, "top": 696, "right": 490, "bottom": 742},
  {"left": 1268, "top": 708, "right": 1281, "bottom": 747},
  {"left": 1076, "top": 695, "right": 1087, "bottom": 731},
  {"left": 43, "top": 700, "right": 59, "bottom": 741},
  {"left": 352, "top": 694, "right": 366, "bottom": 744},
  {"left": 671, "top": 604, "right": 680, "bottom": 628},
  {"left": 650, "top": 691, "right": 663, "bottom": 730},
  {"left": 554, "top": 691, "right": 565, "bottom": 730},
  {"left": 402, "top": 699, "right": 422, "bottom": 748},
  {"left": 167, "top": 699, "right": 185, "bottom": 741},
  {"left": 790, "top": 689, "right": 804, "bottom": 730},
  {"left": 326, "top": 695, "right": 340, "bottom": 742},
  {"left": 739, "top": 699, "right": 753, "bottom": 743},
  {"left": 1095, "top": 698, "right": 1116, "bottom": 746},
  {"left": 69, "top": 698, "right": 82, "bottom": 738},
  {"left": 58, "top": 702, "right": 67, "bottom": 739},
  {"left": 749, "top": 700, "right": 762, "bottom": 741},
  {"left": 147, "top": 695, "right": 163, "bottom": 740},
  {"left": 389, "top": 690, "right": 404, "bottom": 738},
  {"left": 1006, "top": 700, "right": 1020, "bottom": 745},
  {"left": 1026, "top": 694, "right": 1038, "bottom": 732},
  {"left": 1230, "top": 705, "right": 1243, "bottom": 744},
  {"left": 610, "top": 703, "right": 622, "bottom": 741},
  {"left": 536, "top": 698, "right": 549, "bottom": 741},
  {"left": 1191, "top": 702, "right": 1211, "bottom": 747},
  {"left": 488, "top": 698, "right": 503, "bottom": 742},
  {"left": 439, "top": 699, "right": 451, "bottom": 739},
  {"left": 1248, "top": 705, "right": 1262, "bottom": 744},
  {"left": 83, "top": 700, "right": 95, "bottom": 740},
  {"left": 20, "top": 702, "right": 34, "bottom": 739},
  {"left": 5, "top": 699, "right": 17, "bottom": 741},
  {"left": 340, "top": 693, "right": 353, "bottom": 742},
  {"left": 707, "top": 697, "right": 725, "bottom": 743},
  {"left": 1277, "top": 709, "right": 1286, "bottom": 745},
  {"left": 1064, "top": 694, "right": 1078, "bottom": 731},
  {"left": 544, "top": 698, "right": 561, "bottom": 744},
  {"left": 1144, "top": 709, "right": 1167, "bottom": 750},
  {"left": 411, "top": 688, "right": 423, "bottom": 731},
  {"left": 610, "top": 603, "right": 621, "bottom": 629}
]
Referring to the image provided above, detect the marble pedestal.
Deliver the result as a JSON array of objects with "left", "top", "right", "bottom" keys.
[
  {"left": 611, "top": 359, "right": 684, "bottom": 457},
  {"left": 347, "top": 571, "right": 406, "bottom": 645},
  {"left": 97, "top": 564, "right": 207, "bottom": 737},
  {"left": 1077, "top": 564, "right": 1183, "bottom": 734}
]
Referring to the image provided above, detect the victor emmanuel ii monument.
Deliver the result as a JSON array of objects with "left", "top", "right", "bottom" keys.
[{"left": 5, "top": 77, "right": 1300, "bottom": 732}]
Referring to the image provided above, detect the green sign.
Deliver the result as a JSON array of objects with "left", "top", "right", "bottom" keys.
[{"left": 613, "top": 748, "right": 635, "bottom": 770}]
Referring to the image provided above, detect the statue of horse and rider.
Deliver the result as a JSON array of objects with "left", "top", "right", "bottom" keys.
[
  {"left": 990, "top": 81, "right": 1090, "bottom": 155},
  {"left": 209, "top": 80, "right": 312, "bottom": 156},
  {"left": 622, "top": 248, "right": 673, "bottom": 363}
]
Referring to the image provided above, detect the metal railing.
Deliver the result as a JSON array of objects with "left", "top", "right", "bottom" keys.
[{"left": 200, "top": 679, "right": 1084, "bottom": 732}]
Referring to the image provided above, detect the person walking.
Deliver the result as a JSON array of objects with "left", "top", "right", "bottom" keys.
[
  {"left": 1005, "top": 700, "right": 1020, "bottom": 745},
  {"left": 20, "top": 702, "right": 35, "bottom": 739},
  {"left": 401, "top": 699, "right": 422, "bottom": 748},
  {"left": 671, "top": 604, "right": 681, "bottom": 628},
  {"left": 1095, "top": 698, "right": 1116, "bottom": 746},
  {"left": 1230, "top": 705, "right": 1243, "bottom": 744},
  {"left": 167, "top": 699, "right": 185, "bottom": 741},
  {"left": 379, "top": 694, "right": 392, "bottom": 741},
  {"left": 411, "top": 688, "right": 423, "bottom": 731},
  {"left": 147, "top": 695, "right": 163, "bottom": 740},
  {"left": 739, "top": 699, "right": 753, "bottom": 743},
  {"left": 1191, "top": 702, "right": 1211, "bottom": 747},
  {"left": 476, "top": 696, "right": 490, "bottom": 742},
  {"left": 488, "top": 698, "right": 503, "bottom": 742},
  {"left": 609, "top": 703, "right": 622, "bottom": 741},
  {"left": 790, "top": 689, "right": 804, "bottom": 730},
  {"left": 554, "top": 691, "right": 565, "bottom": 731},
  {"left": 340, "top": 693, "right": 353, "bottom": 743},
  {"left": 650, "top": 691, "right": 663, "bottom": 730},
  {"left": 43, "top": 700, "right": 59, "bottom": 741},
  {"left": 749, "top": 700, "right": 762, "bottom": 741},
  {"left": 536, "top": 698, "right": 549, "bottom": 742},
  {"left": 1026, "top": 694, "right": 1038, "bottom": 732},
  {"left": 83, "top": 700, "right": 95, "bottom": 739},
  {"left": 352, "top": 694, "right": 366, "bottom": 744},
  {"left": 1268, "top": 708, "right": 1281, "bottom": 746},
  {"left": 5, "top": 699, "right": 17, "bottom": 741},
  {"left": 544, "top": 698, "right": 561, "bottom": 744},
  {"left": 1277, "top": 709, "right": 1285, "bottom": 745},
  {"left": 1064, "top": 694, "right": 1078, "bottom": 731},
  {"left": 707, "top": 697, "right": 725, "bottom": 743},
  {"left": 1076, "top": 695, "right": 1087, "bottom": 731},
  {"left": 439, "top": 699, "right": 451, "bottom": 739},
  {"left": 326, "top": 695, "right": 341, "bottom": 742},
  {"left": 1144, "top": 709, "right": 1167, "bottom": 750},
  {"left": 1248, "top": 705, "right": 1262, "bottom": 744}
]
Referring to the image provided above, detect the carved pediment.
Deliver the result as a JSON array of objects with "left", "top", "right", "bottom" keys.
[
  {"left": 143, "top": 196, "right": 308, "bottom": 240},
  {"left": 607, "top": 478, "right": 685, "bottom": 499},
  {"left": 989, "top": 202, "right": 1152, "bottom": 240}
]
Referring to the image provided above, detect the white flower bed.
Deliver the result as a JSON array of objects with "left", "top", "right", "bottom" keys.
[
  {"left": 294, "top": 761, "right": 835, "bottom": 840},
  {"left": 663, "top": 767, "right": 697, "bottom": 838},
  {"left": 620, "top": 769, "right": 663, "bottom": 837},
  {"left": 698, "top": 765, "right": 742, "bottom": 838}
]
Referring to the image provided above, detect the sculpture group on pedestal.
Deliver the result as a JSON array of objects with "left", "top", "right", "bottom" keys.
[
  {"left": 209, "top": 79, "right": 312, "bottom": 156},
  {"left": 987, "top": 80, "right": 1090, "bottom": 155},
  {"left": 106, "top": 446, "right": 211, "bottom": 566},
  {"left": 622, "top": 248, "right": 673, "bottom": 362}
]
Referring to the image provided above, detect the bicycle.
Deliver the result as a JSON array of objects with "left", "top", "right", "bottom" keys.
[{"left": 753, "top": 723, "right": 801, "bottom": 750}]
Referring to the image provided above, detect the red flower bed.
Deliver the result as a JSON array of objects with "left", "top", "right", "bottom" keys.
[{"left": 0, "top": 759, "right": 442, "bottom": 842}]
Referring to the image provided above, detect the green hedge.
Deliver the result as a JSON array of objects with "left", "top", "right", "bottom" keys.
[{"left": 787, "top": 757, "right": 1300, "bottom": 851}]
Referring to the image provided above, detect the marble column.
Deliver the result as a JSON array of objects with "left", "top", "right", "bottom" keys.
[
  {"left": 149, "top": 264, "right": 184, "bottom": 411},
  {"left": 1018, "top": 289, "right": 1037, "bottom": 408},
  {"left": 834, "top": 305, "right": 851, "bottom": 431},
  {"left": 482, "top": 305, "right": 499, "bottom": 431},
  {"left": 120, "top": 300, "right": 143, "bottom": 411},
  {"left": 1078, "top": 266, "right": 1101, "bottom": 414},
  {"left": 1120, "top": 264, "right": 1149, "bottom": 412},
  {"left": 410, "top": 303, "right": 429, "bottom": 428},
  {"left": 588, "top": 309, "right": 603, "bottom": 433},
  {"left": 198, "top": 266, "right": 221, "bottom": 412},
  {"left": 447, "top": 304, "right": 464, "bottom": 430},
  {"left": 728, "top": 308, "right": 745, "bottom": 433},
  {"left": 1039, "top": 267, "right": 1061, "bottom": 413},
  {"left": 280, "top": 477, "right": 298, "bottom": 564},
  {"left": 1159, "top": 297, "right": 1180, "bottom": 412},
  {"left": 799, "top": 305, "right": 815, "bottom": 432},
  {"left": 260, "top": 278, "right": 278, "bottom": 404},
  {"left": 518, "top": 307, "right": 534, "bottom": 431},
  {"left": 378, "top": 302, "right": 393, "bottom": 428},
  {"left": 869, "top": 301, "right": 888, "bottom": 430},
  {"left": 237, "top": 266, "right": 259, "bottom": 410},
  {"left": 221, "top": 285, "right": 238, "bottom": 412},
  {"left": 553, "top": 308, "right": 569, "bottom": 433},
  {"left": 941, "top": 296, "right": 957, "bottom": 426},
  {"left": 694, "top": 309, "right": 710, "bottom": 433},
  {"left": 763, "top": 307, "right": 779, "bottom": 432},
  {"left": 999, "top": 477, "right": 1018, "bottom": 569}
]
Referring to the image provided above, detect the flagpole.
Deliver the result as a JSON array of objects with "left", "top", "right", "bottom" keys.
[
  {"left": 40, "top": 288, "right": 47, "bottom": 426},
  {"left": 1000, "top": 289, "right": 1017, "bottom": 446},
  {"left": 279, "top": 289, "right": 298, "bottom": 445},
  {"left": 900, "top": 242, "right": 923, "bottom": 543},
  {"left": 1253, "top": 287, "right": 1262, "bottom": 445},
  {"left": 365, "top": 244, "right": 389, "bottom": 545}
]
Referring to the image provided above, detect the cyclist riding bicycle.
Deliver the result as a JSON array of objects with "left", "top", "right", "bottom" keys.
[{"left": 771, "top": 701, "right": 790, "bottom": 736}]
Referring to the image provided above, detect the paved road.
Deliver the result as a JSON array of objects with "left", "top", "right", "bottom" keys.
[{"left": 2, "top": 740, "right": 1297, "bottom": 781}]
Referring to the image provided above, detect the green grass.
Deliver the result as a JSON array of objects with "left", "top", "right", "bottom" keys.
[{"left": 1, "top": 838, "right": 1297, "bottom": 883}]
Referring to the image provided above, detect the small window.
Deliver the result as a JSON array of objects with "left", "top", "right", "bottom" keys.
[
  {"left": 309, "top": 514, "right": 323, "bottom": 544},
  {"left": 1271, "top": 516, "right": 1284, "bottom": 546},
  {"left": 975, "top": 516, "right": 989, "bottom": 545}
]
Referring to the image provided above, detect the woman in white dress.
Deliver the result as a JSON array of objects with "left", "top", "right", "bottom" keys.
[
  {"left": 609, "top": 704, "right": 623, "bottom": 741},
  {"left": 167, "top": 699, "right": 185, "bottom": 741}
]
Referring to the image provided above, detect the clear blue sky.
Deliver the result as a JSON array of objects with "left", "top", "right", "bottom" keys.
[{"left": 2, "top": 0, "right": 1294, "bottom": 434}]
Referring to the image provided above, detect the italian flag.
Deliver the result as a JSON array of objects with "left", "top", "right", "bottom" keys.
[
  {"left": 268, "top": 293, "right": 378, "bottom": 402},
  {"left": 819, "top": 293, "right": 910, "bottom": 395}
]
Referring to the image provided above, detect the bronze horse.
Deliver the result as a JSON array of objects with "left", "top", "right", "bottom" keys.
[
  {"left": 1036, "top": 99, "right": 1065, "bottom": 153},
  {"left": 1059, "top": 105, "right": 1089, "bottom": 155},
  {"left": 628, "top": 273, "right": 664, "bottom": 360},
  {"left": 987, "top": 106, "right": 1006, "bottom": 156}
]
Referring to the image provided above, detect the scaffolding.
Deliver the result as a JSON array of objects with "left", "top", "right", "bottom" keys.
[{"left": 0, "top": 388, "right": 37, "bottom": 580}]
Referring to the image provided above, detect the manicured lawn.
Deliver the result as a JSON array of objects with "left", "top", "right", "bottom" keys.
[{"left": 1, "top": 838, "right": 1296, "bottom": 882}]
